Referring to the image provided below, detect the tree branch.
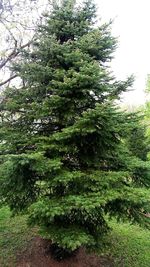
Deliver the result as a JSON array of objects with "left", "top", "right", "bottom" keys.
[
  {"left": 0, "top": 74, "right": 18, "bottom": 87},
  {"left": 0, "top": 40, "right": 33, "bottom": 70}
]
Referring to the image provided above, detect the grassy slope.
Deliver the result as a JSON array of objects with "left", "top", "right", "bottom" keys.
[
  {"left": 0, "top": 207, "right": 36, "bottom": 267},
  {"left": 0, "top": 207, "right": 150, "bottom": 267},
  {"left": 105, "top": 220, "right": 150, "bottom": 267}
]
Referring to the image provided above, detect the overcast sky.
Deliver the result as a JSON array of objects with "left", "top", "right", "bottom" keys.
[{"left": 94, "top": 0, "right": 150, "bottom": 106}]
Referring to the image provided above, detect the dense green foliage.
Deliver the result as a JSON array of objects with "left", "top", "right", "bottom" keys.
[
  {"left": 0, "top": 0, "right": 150, "bottom": 252},
  {"left": 125, "top": 121, "right": 150, "bottom": 187},
  {"left": 144, "top": 74, "right": 150, "bottom": 145}
]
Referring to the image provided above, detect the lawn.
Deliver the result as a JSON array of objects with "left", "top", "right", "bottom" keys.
[
  {"left": 0, "top": 206, "right": 149, "bottom": 267},
  {"left": 104, "top": 220, "right": 150, "bottom": 267},
  {"left": 0, "top": 207, "right": 37, "bottom": 267}
]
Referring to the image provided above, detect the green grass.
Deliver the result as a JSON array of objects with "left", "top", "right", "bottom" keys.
[
  {"left": 0, "top": 206, "right": 37, "bottom": 267},
  {"left": 99, "top": 220, "right": 150, "bottom": 267},
  {"left": 0, "top": 207, "right": 150, "bottom": 267}
]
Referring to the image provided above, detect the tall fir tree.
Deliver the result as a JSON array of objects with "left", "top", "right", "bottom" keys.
[{"left": 0, "top": 0, "right": 150, "bottom": 255}]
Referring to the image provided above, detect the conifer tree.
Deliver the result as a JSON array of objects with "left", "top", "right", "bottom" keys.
[
  {"left": 125, "top": 119, "right": 150, "bottom": 187},
  {"left": 0, "top": 0, "right": 150, "bottom": 255}
]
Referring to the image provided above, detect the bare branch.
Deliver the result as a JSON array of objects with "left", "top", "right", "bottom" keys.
[
  {"left": 0, "top": 40, "right": 33, "bottom": 70},
  {"left": 0, "top": 17, "right": 18, "bottom": 43},
  {"left": 144, "top": 213, "right": 150, "bottom": 218},
  {"left": 0, "top": 0, "right": 49, "bottom": 88},
  {"left": 0, "top": 74, "right": 18, "bottom": 86}
]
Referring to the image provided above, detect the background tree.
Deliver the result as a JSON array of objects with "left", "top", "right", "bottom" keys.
[
  {"left": 0, "top": 0, "right": 150, "bottom": 258},
  {"left": 125, "top": 115, "right": 150, "bottom": 188},
  {"left": 143, "top": 74, "right": 150, "bottom": 185},
  {"left": 0, "top": 0, "right": 48, "bottom": 88}
]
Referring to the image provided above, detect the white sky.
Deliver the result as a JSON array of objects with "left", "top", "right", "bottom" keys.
[{"left": 94, "top": 0, "right": 150, "bottom": 106}]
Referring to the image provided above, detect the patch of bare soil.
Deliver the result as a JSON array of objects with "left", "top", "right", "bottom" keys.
[{"left": 16, "top": 236, "right": 114, "bottom": 267}]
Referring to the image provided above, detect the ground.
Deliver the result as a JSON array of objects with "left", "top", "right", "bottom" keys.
[
  {"left": 16, "top": 237, "right": 113, "bottom": 267},
  {"left": 0, "top": 207, "right": 150, "bottom": 267}
]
